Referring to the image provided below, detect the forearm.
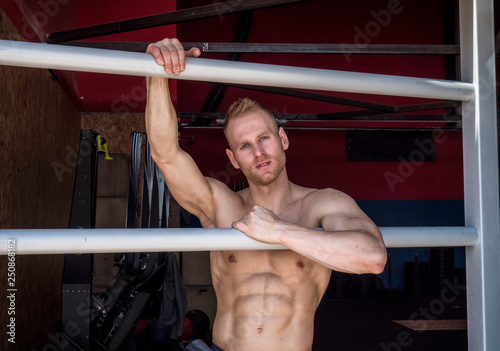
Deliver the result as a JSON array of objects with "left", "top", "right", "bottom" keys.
[
  {"left": 276, "top": 223, "right": 387, "bottom": 274},
  {"left": 145, "top": 77, "right": 180, "bottom": 164}
]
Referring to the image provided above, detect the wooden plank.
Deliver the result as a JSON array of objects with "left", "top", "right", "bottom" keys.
[{"left": 394, "top": 319, "right": 467, "bottom": 331}]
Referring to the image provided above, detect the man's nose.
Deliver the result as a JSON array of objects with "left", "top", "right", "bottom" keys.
[{"left": 254, "top": 144, "right": 265, "bottom": 157}]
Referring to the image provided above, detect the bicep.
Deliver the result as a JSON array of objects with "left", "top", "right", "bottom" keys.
[
  {"left": 318, "top": 191, "right": 380, "bottom": 237},
  {"left": 155, "top": 150, "right": 216, "bottom": 223}
]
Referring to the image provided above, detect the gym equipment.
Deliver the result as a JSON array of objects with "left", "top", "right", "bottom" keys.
[
  {"left": 177, "top": 317, "right": 194, "bottom": 341},
  {"left": 404, "top": 254, "right": 430, "bottom": 298},
  {"left": 133, "top": 319, "right": 149, "bottom": 338},
  {"left": 0, "top": 226, "right": 479, "bottom": 254},
  {"left": 60, "top": 129, "right": 100, "bottom": 351},
  {"left": 144, "top": 320, "right": 175, "bottom": 350},
  {"left": 430, "top": 248, "right": 455, "bottom": 298},
  {"left": 351, "top": 274, "right": 377, "bottom": 299},
  {"left": 324, "top": 270, "right": 352, "bottom": 299},
  {"left": 56, "top": 130, "right": 188, "bottom": 351},
  {"left": 96, "top": 135, "right": 113, "bottom": 160},
  {"left": 0, "top": 39, "right": 473, "bottom": 101},
  {"left": 186, "top": 310, "right": 210, "bottom": 340},
  {"left": 0, "top": 3, "right": 498, "bottom": 349},
  {"left": 184, "top": 339, "right": 212, "bottom": 351}
]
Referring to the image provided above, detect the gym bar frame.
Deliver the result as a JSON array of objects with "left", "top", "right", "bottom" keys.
[
  {"left": 0, "top": 226, "right": 480, "bottom": 255},
  {"left": 0, "top": 39, "right": 473, "bottom": 101},
  {"left": 460, "top": 0, "right": 500, "bottom": 350},
  {"left": 64, "top": 41, "right": 461, "bottom": 55},
  {"left": 0, "top": 0, "right": 499, "bottom": 350}
]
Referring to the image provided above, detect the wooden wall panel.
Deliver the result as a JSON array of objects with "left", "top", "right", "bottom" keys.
[
  {"left": 0, "top": 9, "right": 82, "bottom": 350},
  {"left": 81, "top": 113, "right": 146, "bottom": 155}
]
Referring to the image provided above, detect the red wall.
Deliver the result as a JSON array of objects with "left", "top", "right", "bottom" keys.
[
  {"left": 0, "top": 0, "right": 464, "bottom": 200},
  {"left": 180, "top": 127, "right": 463, "bottom": 200},
  {"left": 177, "top": 0, "right": 451, "bottom": 113},
  {"left": 176, "top": 0, "right": 463, "bottom": 201},
  {"left": 0, "top": 0, "right": 178, "bottom": 110}
]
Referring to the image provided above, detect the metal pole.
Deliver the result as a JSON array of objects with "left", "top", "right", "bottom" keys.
[
  {"left": 460, "top": 0, "right": 500, "bottom": 350},
  {"left": 0, "top": 39, "right": 474, "bottom": 101},
  {"left": 46, "top": 0, "right": 304, "bottom": 44},
  {"left": 190, "top": 43, "right": 461, "bottom": 55},
  {"left": 65, "top": 41, "right": 461, "bottom": 55},
  {"left": 0, "top": 226, "right": 478, "bottom": 255}
]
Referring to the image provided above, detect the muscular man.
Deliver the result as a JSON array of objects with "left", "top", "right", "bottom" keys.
[{"left": 146, "top": 38, "right": 387, "bottom": 351}]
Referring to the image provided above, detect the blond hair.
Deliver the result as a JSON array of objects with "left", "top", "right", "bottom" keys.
[{"left": 224, "top": 98, "right": 278, "bottom": 134}]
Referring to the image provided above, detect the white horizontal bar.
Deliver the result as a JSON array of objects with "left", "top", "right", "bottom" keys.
[
  {"left": 380, "top": 226, "right": 479, "bottom": 247},
  {"left": 0, "top": 39, "right": 474, "bottom": 101},
  {"left": 0, "top": 226, "right": 478, "bottom": 255}
]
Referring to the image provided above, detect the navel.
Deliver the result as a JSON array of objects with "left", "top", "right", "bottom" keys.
[
  {"left": 296, "top": 260, "right": 305, "bottom": 269},
  {"left": 228, "top": 254, "right": 238, "bottom": 263}
]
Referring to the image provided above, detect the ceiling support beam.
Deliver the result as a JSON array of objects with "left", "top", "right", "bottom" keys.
[
  {"left": 221, "top": 84, "right": 395, "bottom": 111},
  {"left": 46, "top": 0, "right": 304, "bottom": 44},
  {"left": 64, "top": 41, "right": 460, "bottom": 55},
  {"left": 176, "top": 113, "right": 461, "bottom": 125}
]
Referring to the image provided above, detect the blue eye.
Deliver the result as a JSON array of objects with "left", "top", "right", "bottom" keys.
[
  {"left": 260, "top": 136, "right": 268, "bottom": 141},
  {"left": 241, "top": 144, "right": 249, "bottom": 149}
]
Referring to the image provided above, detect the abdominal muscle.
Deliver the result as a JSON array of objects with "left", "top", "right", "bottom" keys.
[{"left": 210, "top": 250, "right": 331, "bottom": 351}]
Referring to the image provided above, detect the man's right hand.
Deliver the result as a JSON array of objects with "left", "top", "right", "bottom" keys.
[
  {"left": 145, "top": 38, "right": 215, "bottom": 226},
  {"left": 147, "top": 38, "right": 201, "bottom": 76}
]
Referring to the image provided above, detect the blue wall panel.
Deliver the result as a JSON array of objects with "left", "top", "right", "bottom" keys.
[{"left": 357, "top": 200, "right": 465, "bottom": 294}]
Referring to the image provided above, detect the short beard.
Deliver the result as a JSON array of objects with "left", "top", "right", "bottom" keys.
[{"left": 243, "top": 152, "right": 286, "bottom": 186}]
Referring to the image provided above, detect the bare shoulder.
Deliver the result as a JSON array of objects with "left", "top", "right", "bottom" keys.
[
  {"left": 302, "top": 187, "right": 357, "bottom": 209},
  {"left": 205, "top": 177, "right": 246, "bottom": 226},
  {"left": 300, "top": 187, "right": 376, "bottom": 229},
  {"left": 205, "top": 177, "right": 243, "bottom": 203}
]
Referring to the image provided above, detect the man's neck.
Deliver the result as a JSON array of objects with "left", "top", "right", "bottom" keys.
[{"left": 246, "top": 170, "right": 294, "bottom": 213}]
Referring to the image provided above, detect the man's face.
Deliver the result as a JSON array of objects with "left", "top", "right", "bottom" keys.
[{"left": 225, "top": 110, "right": 289, "bottom": 186}]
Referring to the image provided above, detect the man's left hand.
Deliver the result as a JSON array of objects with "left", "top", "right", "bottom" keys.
[{"left": 232, "top": 205, "right": 283, "bottom": 245}]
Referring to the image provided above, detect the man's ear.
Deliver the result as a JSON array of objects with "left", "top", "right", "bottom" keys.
[
  {"left": 279, "top": 127, "right": 289, "bottom": 151},
  {"left": 226, "top": 148, "right": 240, "bottom": 169}
]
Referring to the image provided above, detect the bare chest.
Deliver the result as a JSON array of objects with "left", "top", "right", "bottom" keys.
[
  {"left": 210, "top": 190, "right": 327, "bottom": 286},
  {"left": 215, "top": 197, "right": 318, "bottom": 230},
  {"left": 213, "top": 249, "right": 313, "bottom": 276},
  {"left": 210, "top": 248, "right": 331, "bottom": 304}
]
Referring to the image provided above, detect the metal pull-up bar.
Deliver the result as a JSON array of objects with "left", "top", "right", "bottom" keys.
[
  {"left": 0, "top": 226, "right": 479, "bottom": 255},
  {"left": 0, "top": 39, "right": 474, "bottom": 101}
]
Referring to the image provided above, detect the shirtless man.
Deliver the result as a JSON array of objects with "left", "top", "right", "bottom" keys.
[{"left": 145, "top": 38, "right": 387, "bottom": 351}]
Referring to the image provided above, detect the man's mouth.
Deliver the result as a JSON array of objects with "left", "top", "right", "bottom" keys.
[{"left": 256, "top": 161, "right": 271, "bottom": 169}]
